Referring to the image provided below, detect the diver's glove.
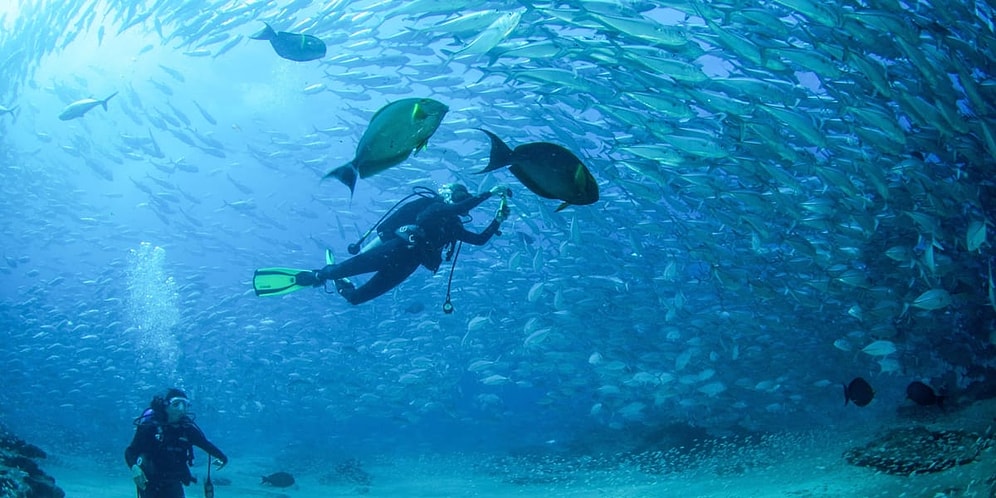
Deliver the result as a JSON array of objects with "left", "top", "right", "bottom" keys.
[
  {"left": 489, "top": 184, "right": 511, "bottom": 198},
  {"left": 212, "top": 457, "right": 227, "bottom": 470}
]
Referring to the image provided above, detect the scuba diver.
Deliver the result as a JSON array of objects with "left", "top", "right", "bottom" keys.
[
  {"left": 253, "top": 183, "right": 511, "bottom": 311},
  {"left": 125, "top": 388, "right": 228, "bottom": 498}
]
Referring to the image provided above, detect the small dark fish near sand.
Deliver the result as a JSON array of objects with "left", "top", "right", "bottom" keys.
[
  {"left": 261, "top": 471, "right": 295, "bottom": 488},
  {"left": 906, "top": 381, "right": 944, "bottom": 408},
  {"left": 250, "top": 23, "right": 326, "bottom": 62},
  {"left": 843, "top": 377, "right": 874, "bottom": 407}
]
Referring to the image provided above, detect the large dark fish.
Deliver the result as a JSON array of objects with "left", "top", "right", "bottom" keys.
[
  {"left": 906, "top": 381, "right": 944, "bottom": 407},
  {"left": 476, "top": 129, "right": 598, "bottom": 211},
  {"left": 843, "top": 377, "right": 874, "bottom": 407},
  {"left": 261, "top": 471, "right": 295, "bottom": 488},
  {"left": 324, "top": 98, "right": 448, "bottom": 195},
  {"left": 250, "top": 23, "right": 325, "bottom": 62}
]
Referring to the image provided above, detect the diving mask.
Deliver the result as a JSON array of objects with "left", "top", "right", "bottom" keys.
[
  {"left": 439, "top": 183, "right": 471, "bottom": 204},
  {"left": 168, "top": 397, "right": 191, "bottom": 409}
]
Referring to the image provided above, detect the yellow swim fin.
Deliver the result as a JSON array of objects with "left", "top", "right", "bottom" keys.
[{"left": 252, "top": 267, "right": 315, "bottom": 297}]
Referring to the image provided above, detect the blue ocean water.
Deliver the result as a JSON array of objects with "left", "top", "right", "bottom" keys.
[{"left": 1, "top": 0, "right": 994, "bottom": 495}]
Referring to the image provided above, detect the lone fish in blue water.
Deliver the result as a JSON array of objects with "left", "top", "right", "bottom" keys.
[{"left": 250, "top": 23, "right": 326, "bottom": 62}]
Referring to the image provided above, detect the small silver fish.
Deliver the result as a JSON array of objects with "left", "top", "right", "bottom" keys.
[{"left": 58, "top": 92, "right": 118, "bottom": 120}]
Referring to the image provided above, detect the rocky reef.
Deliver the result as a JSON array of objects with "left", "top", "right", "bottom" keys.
[
  {"left": 0, "top": 429, "right": 64, "bottom": 498},
  {"left": 318, "top": 458, "right": 372, "bottom": 494},
  {"left": 844, "top": 426, "right": 992, "bottom": 475}
]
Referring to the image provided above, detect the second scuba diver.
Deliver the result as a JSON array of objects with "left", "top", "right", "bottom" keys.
[
  {"left": 125, "top": 388, "right": 228, "bottom": 498},
  {"left": 253, "top": 183, "right": 511, "bottom": 310}
]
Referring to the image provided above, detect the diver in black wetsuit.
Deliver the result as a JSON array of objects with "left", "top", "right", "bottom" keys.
[
  {"left": 305, "top": 183, "right": 511, "bottom": 305},
  {"left": 125, "top": 388, "right": 228, "bottom": 498}
]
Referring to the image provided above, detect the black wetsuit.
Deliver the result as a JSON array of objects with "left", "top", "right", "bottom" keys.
[
  {"left": 319, "top": 192, "right": 501, "bottom": 305},
  {"left": 124, "top": 415, "right": 227, "bottom": 498}
]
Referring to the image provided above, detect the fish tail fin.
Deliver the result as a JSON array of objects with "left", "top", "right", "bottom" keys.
[
  {"left": 102, "top": 92, "right": 118, "bottom": 110},
  {"left": 438, "top": 48, "right": 459, "bottom": 66},
  {"left": 323, "top": 162, "right": 357, "bottom": 195},
  {"left": 842, "top": 383, "right": 849, "bottom": 406},
  {"left": 250, "top": 22, "right": 276, "bottom": 40},
  {"left": 476, "top": 128, "right": 514, "bottom": 173}
]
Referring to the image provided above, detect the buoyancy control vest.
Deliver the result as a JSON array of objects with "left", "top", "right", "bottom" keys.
[{"left": 133, "top": 405, "right": 198, "bottom": 483}]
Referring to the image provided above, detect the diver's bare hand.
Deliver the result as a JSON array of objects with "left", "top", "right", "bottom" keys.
[{"left": 489, "top": 184, "right": 511, "bottom": 197}]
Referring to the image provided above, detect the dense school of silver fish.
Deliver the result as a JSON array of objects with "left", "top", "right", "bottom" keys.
[{"left": 0, "top": 0, "right": 993, "bottom": 440}]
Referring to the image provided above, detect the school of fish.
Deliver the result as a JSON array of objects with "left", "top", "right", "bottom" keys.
[{"left": 0, "top": 0, "right": 993, "bottom": 462}]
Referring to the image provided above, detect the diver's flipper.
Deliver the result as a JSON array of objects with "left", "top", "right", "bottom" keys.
[{"left": 253, "top": 267, "right": 316, "bottom": 297}]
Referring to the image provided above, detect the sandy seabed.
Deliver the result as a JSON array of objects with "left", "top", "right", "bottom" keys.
[{"left": 48, "top": 400, "right": 995, "bottom": 498}]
